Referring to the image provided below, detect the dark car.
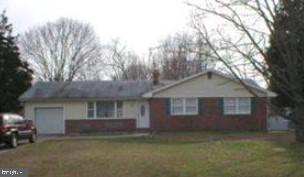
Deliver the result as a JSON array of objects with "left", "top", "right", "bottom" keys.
[{"left": 0, "top": 113, "right": 37, "bottom": 148}]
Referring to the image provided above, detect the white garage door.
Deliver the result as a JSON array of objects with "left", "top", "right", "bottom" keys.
[{"left": 34, "top": 108, "right": 64, "bottom": 134}]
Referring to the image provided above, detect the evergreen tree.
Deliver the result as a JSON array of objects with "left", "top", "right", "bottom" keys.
[
  {"left": 0, "top": 11, "right": 33, "bottom": 112},
  {"left": 267, "top": 0, "right": 304, "bottom": 109},
  {"left": 267, "top": 0, "right": 304, "bottom": 141}
]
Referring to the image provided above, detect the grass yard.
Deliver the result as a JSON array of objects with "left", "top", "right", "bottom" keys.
[{"left": 0, "top": 131, "right": 303, "bottom": 177}]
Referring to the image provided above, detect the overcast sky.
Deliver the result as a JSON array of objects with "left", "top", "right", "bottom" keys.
[{"left": 2, "top": 0, "right": 194, "bottom": 55}]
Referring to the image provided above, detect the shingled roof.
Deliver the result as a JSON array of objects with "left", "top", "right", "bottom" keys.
[
  {"left": 20, "top": 70, "right": 272, "bottom": 102},
  {"left": 20, "top": 80, "right": 156, "bottom": 101}
]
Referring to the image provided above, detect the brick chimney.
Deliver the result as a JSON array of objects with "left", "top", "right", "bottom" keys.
[{"left": 153, "top": 69, "right": 160, "bottom": 85}]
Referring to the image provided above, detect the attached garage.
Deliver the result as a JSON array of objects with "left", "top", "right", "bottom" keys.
[{"left": 34, "top": 107, "right": 64, "bottom": 134}]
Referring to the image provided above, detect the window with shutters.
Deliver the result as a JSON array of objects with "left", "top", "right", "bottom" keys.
[
  {"left": 171, "top": 98, "right": 198, "bottom": 115},
  {"left": 223, "top": 98, "right": 251, "bottom": 115}
]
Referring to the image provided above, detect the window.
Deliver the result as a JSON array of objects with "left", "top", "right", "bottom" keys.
[
  {"left": 117, "top": 101, "right": 123, "bottom": 118},
  {"left": 97, "top": 101, "right": 115, "bottom": 118},
  {"left": 185, "top": 98, "right": 198, "bottom": 114},
  {"left": 13, "top": 115, "right": 24, "bottom": 124},
  {"left": 140, "top": 105, "right": 145, "bottom": 117},
  {"left": 171, "top": 98, "right": 198, "bottom": 115},
  {"left": 171, "top": 98, "right": 184, "bottom": 115},
  {"left": 223, "top": 98, "right": 251, "bottom": 115},
  {"left": 87, "top": 102, "right": 95, "bottom": 118},
  {"left": 2, "top": 115, "right": 12, "bottom": 124},
  {"left": 239, "top": 98, "right": 251, "bottom": 114},
  {"left": 223, "top": 98, "right": 236, "bottom": 115},
  {"left": 87, "top": 101, "right": 123, "bottom": 119},
  {"left": 1, "top": 114, "right": 23, "bottom": 124}
]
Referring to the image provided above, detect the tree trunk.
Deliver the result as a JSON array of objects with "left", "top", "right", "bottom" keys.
[{"left": 295, "top": 104, "right": 304, "bottom": 142}]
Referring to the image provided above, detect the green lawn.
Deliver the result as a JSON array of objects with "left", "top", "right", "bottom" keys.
[{"left": 0, "top": 131, "right": 303, "bottom": 177}]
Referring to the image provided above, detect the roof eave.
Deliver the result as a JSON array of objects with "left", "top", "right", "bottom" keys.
[
  {"left": 267, "top": 91, "right": 277, "bottom": 97},
  {"left": 142, "top": 92, "right": 152, "bottom": 98},
  {"left": 21, "top": 96, "right": 146, "bottom": 102}
]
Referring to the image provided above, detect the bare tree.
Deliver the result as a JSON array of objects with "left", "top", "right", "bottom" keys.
[
  {"left": 188, "top": 0, "right": 304, "bottom": 141},
  {"left": 150, "top": 32, "right": 215, "bottom": 80},
  {"left": 119, "top": 60, "right": 152, "bottom": 80},
  {"left": 188, "top": 0, "right": 274, "bottom": 80},
  {"left": 19, "top": 18, "right": 103, "bottom": 81},
  {"left": 104, "top": 39, "right": 152, "bottom": 80}
]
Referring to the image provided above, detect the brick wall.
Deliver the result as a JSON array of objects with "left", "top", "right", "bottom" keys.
[
  {"left": 149, "top": 98, "right": 267, "bottom": 131},
  {"left": 65, "top": 119, "right": 136, "bottom": 134}
]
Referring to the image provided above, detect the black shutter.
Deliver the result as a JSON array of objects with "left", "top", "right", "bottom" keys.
[
  {"left": 198, "top": 98, "right": 204, "bottom": 115},
  {"left": 218, "top": 98, "right": 224, "bottom": 115},
  {"left": 165, "top": 98, "right": 171, "bottom": 116},
  {"left": 251, "top": 97, "right": 257, "bottom": 115}
]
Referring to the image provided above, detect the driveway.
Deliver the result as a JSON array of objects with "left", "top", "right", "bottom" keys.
[
  {"left": 0, "top": 135, "right": 54, "bottom": 154},
  {"left": 0, "top": 140, "right": 29, "bottom": 154}
]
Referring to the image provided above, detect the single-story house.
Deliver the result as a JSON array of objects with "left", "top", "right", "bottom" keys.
[{"left": 20, "top": 69, "right": 276, "bottom": 134}]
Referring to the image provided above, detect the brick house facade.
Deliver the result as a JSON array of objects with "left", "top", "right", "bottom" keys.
[
  {"left": 65, "top": 119, "right": 136, "bottom": 134},
  {"left": 149, "top": 98, "right": 267, "bottom": 131}
]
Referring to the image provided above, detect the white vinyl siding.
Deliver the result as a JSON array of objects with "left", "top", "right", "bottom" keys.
[
  {"left": 24, "top": 101, "right": 139, "bottom": 121},
  {"left": 171, "top": 98, "right": 198, "bottom": 115},
  {"left": 153, "top": 74, "right": 267, "bottom": 98},
  {"left": 223, "top": 98, "right": 251, "bottom": 115},
  {"left": 87, "top": 101, "right": 124, "bottom": 119}
]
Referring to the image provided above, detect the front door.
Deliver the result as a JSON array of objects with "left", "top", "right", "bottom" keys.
[{"left": 137, "top": 102, "right": 150, "bottom": 128}]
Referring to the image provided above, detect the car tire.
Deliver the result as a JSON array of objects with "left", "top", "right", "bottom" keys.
[
  {"left": 29, "top": 132, "right": 37, "bottom": 143},
  {"left": 9, "top": 133, "right": 18, "bottom": 148}
]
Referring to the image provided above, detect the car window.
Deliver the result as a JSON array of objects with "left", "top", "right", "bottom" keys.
[
  {"left": 13, "top": 115, "right": 24, "bottom": 124},
  {"left": 1, "top": 114, "right": 24, "bottom": 125},
  {"left": 3, "top": 115, "right": 13, "bottom": 124},
  {"left": 16, "top": 115, "right": 23, "bottom": 121}
]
